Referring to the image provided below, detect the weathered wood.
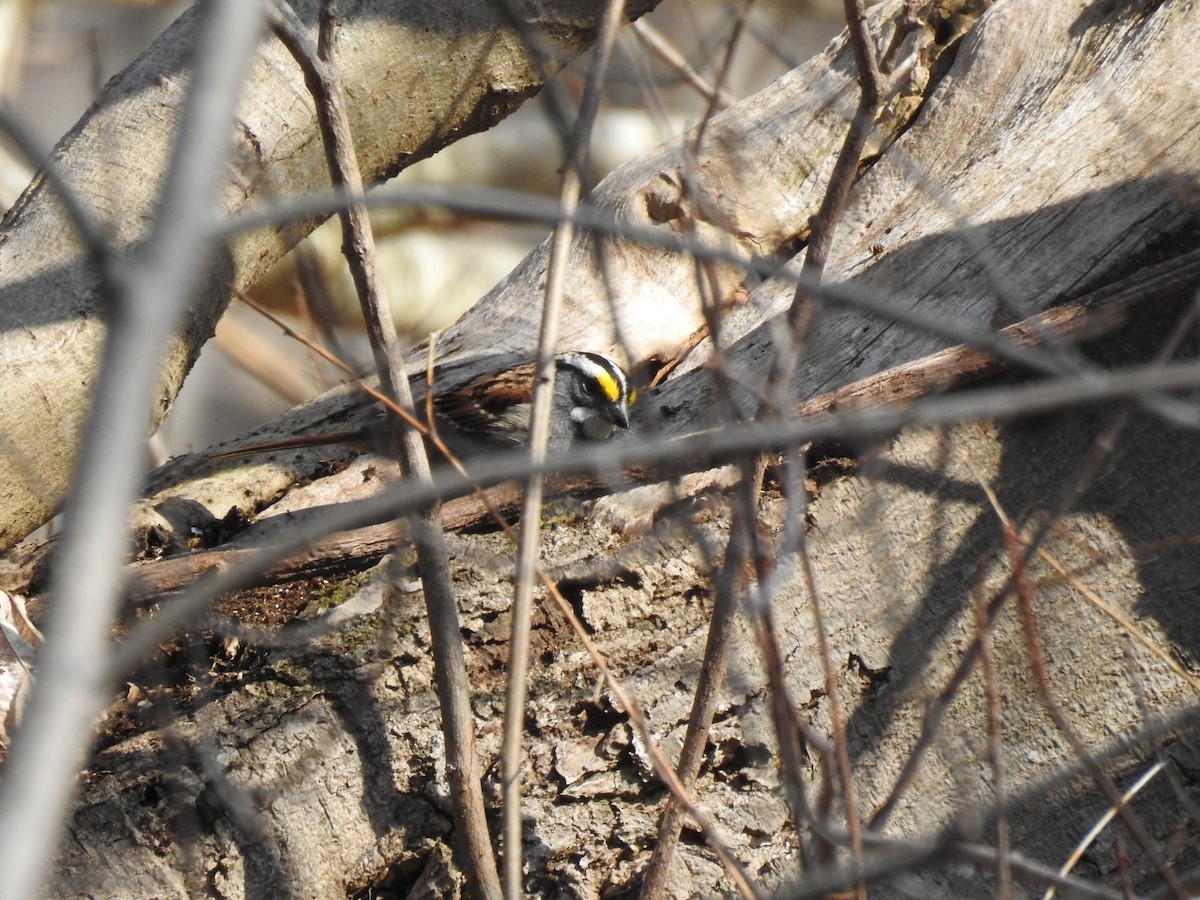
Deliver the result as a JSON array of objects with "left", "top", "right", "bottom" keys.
[
  {"left": 31, "top": 0, "right": 1200, "bottom": 896},
  {"left": 58, "top": 387, "right": 1200, "bottom": 896},
  {"left": 129, "top": 0, "right": 978, "bottom": 549},
  {"left": 653, "top": 0, "right": 1200, "bottom": 432},
  {"left": 0, "top": 0, "right": 661, "bottom": 551},
  {"left": 102, "top": 244, "right": 1200, "bottom": 605}
]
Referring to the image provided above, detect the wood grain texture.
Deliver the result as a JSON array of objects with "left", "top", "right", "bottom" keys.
[
  {"left": 429, "top": 0, "right": 965, "bottom": 368},
  {"left": 0, "top": 0, "right": 660, "bottom": 551},
  {"left": 33, "top": 0, "right": 1200, "bottom": 896},
  {"left": 654, "top": 0, "right": 1200, "bottom": 432},
  {"left": 133, "top": 0, "right": 970, "bottom": 549},
  {"left": 58, "top": 399, "right": 1200, "bottom": 897}
]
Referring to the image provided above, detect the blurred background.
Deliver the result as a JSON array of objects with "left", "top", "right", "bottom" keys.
[{"left": 0, "top": 0, "right": 845, "bottom": 455}]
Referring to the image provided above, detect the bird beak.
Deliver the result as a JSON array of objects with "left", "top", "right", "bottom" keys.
[{"left": 608, "top": 400, "right": 630, "bottom": 430}]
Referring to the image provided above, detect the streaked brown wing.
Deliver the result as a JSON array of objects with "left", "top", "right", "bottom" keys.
[{"left": 432, "top": 362, "right": 535, "bottom": 443}]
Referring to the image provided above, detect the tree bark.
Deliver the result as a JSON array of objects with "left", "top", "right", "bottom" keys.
[
  {"left": 22, "top": 0, "right": 1200, "bottom": 896},
  {"left": 0, "top": 0, "right": 659, "bottom": 551},
  {"left": 131, "top": 0, "right": 971, "bottom": 549},
  {"left": 56, "top": 388, "right": 1200, "bottom": 897}
]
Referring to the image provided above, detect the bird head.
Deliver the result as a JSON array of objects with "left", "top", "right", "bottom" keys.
[{"left": 555, "top": 351, "right": 634, "bottom": 442}]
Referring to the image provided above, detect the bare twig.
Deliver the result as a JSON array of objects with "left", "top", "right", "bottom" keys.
[
  {"left": 536, "top": 546, "right": 764, "bottom": 900},
  {"left": 268, "top": 3, "right": 501, "bottom": 896},
  {"left": 294, "top": 245, "right": 358, "bottom": 373},
  {"left": 871, "top": 287, "right": 1200, "bottom": 832},
  {"left": 1042, "top": 761, "right": 1166, "bottom": 900},
  {"left": 225, "top": 287, "right": 427, "bottom": 434},
  {"left": 794, "top": 506, "right": 866, "bottom": 893},
  {"left": 112, "top": 347, "right": 1200, "bottom": 680},
  {"left": 771, "top": 829, "right": 1127, "bottom": 900},
  {"left": 629, "top": 19, "right": 735, "bottom": 109},
  {"left": 0, "top": 104, "right": 109, "bottom": 267},
  {"left": 1035, "top": 546, "right": 1200, "bottom": 694},
  {"left": 745, "top": 9, "right": 909, "bottom": 889},
  {"left": 638, "top": 466, "right": 755, "bottom": 899},
  {"left": 973, "top": 548, "right": 1010, "bottom": 899},
  {"left": 770, "top": 697, "right": 1200, "bottom": 899},
  {"left": 500, "top": 4, "right": 627, "bottom": 895},
  {"left": 212, "top": 312, "right": 319, "bottom": 404},
  {"left": 869, "top": 397, "right": 1140, "bottom": 831},
  {"left": 126, "top": 520, "right": 401, "bottom": 602},
  {"left": 786, "top": 0, "right": 888, "bottom": 333},
  {"left": 0, "top": 4, "right": 265, "bottom": 899},
  {"left": 691, "top": 0, "right": 754, "bottom": 158},
  {"left": 637, "top": 14, "right": 765, "bottom": 888},
  {"left": 991, "top": 491, "right": 1187, "bottom": 899},
  {"left": 791, "top": 250, "right": 1200, "bottom": 418}
]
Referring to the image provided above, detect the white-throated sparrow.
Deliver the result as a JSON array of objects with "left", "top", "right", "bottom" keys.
[
  {"left": 210, "top": 350, "right": 634, "bottom": 461},
  {"left": 434, "top": 350, "right": 632, "bottom": 448}
]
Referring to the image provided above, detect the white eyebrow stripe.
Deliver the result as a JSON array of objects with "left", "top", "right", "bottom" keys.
[{"left": 559, "top": 352, "right": 629, "bottom": 402}]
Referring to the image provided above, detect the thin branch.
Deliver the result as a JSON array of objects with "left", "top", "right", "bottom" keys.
[
  {"left": 0, "top": 104, "right": 110, "bottom": 268},
  {"left": 535, "top": 542, "right": 763, "bottom": 900},
  {"left": 637, "top": 16, "right": 766, "bottom": 887},
  {"left": 267, "top": 3, "right": 500, "bottom": 896},
  {"left": 690, "top": 0, "right": 754, "bottom": 158},
  {"left": 871, "top": 287, "right": 1200, "bottom": 832},
  {"left": 1034, "top": 544, "right": 1200, "bottom": 694},
  {"left": 212, "top": 312, "right": 319, "bottom": 404},
  {"left": 500, "top": 4, "right": 627, "bottom": 895},
  {"left": 1006, "top": 520, "right": 1186, "bottom": 898},
  {"left": 771, "top": 700, "right": 1200, "bottom": 898},
  {"left": 638, "top": 466, "right": 754, "bottom": 899},
  {"left": 973, "top": 548, "right": 1010, "bottom": 899},
  {"left": 225, "top": 287, "right": 427, "bottom": 435},
  {"left": 794, "top": 506, "right": 866, "bottom": 893},
  {"left": 629, "top": 19, "right": 735, "bottom": 109},
  {"left": 771, "top": 829, "right": 1128, "bottom": 900},
  {"left": 110, "top": 347, "right": 1200, "bottom": 679},
  {"left": 747, "top": 9, "right": 906, "bottom": 889},
  {"left": 218, "top": 172, "right": 1198, "bottom": 417},
  {"left": 1043, "top": 761, "right": 1166, "bottom": 899},
  {"left": 786, "top": 0, "right": 888, "bottom": 332},
  {"left": 0, "top": 3, "right": 265, "bottom": 899}
]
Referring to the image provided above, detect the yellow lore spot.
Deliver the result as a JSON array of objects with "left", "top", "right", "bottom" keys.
[{"left": 594, "top": 370, "right": 620, "bottom": 402}]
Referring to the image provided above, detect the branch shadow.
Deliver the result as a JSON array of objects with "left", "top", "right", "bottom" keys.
[{"left": 832, "top": 293, "right": 1200, "bottom": 887}]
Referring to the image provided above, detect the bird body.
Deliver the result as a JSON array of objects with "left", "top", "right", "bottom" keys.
[{"left": 209, "top": 351, "right": 633, "bottom": 462}]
